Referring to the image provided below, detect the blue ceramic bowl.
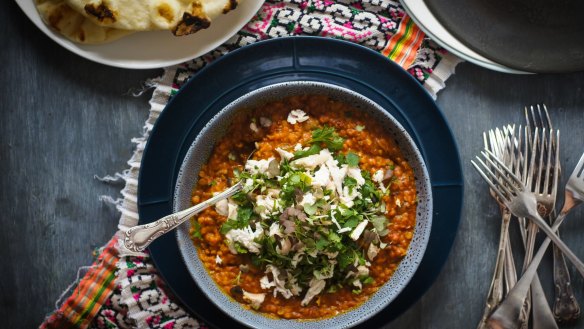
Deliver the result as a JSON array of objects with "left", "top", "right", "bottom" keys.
[{"left": 173, "top": 81, "right": 433, "bottom": 329}]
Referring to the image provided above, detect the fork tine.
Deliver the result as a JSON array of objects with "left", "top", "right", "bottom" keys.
[
  {"left": 543, "top": 129, "right": 553, "bottom": 194},
  {"left": 484, "top": 149, "right": 524, "bottom": 187},
  {"left": 526, "top": 106, "right": 534, "bottom": 151},
  {"left": 522, "top": 126, "right": 530, "bottom": 184},
  {"left": 502, "top": 125, "right": 512, "bottom": 165},
  {"left": 486, "top": 129, "right": 501, "bottom": 182},
  {"left": 472, "top": 159, "right": 510, "bottom": 203},
  {"left": 515, "top": 125, "right": 524, "bottom": 179},
  {"left": 536, "top": 104, "right": 545, "bottom": 130},
  {"left": 537, "top": 104, "right": 559, "bottom": 167},
  {"left": 551, "top": 130, "right": 560, "bottom": 199},
  {"left": 496, "top": 127, "right": 509, "bottom": 162},
  {"left": 531, "top": 105, "right": 538, "bottom": 128},
  {"left": 541, "top": 104, "right": 553, "bottom": 130},
  {"left": 485, "top": 130, "right": 502, "bottom": 188},
  {"left": 481, "top": 154, "right": 516, "bottom": 195},
  {"left": 527, "top": 127, "right": 540, "bottom": 190},
  {"left": 525, "top": 106, "right": 533, "bottom": 133},
  {"left": 503, "top": 125, "right": 517, "bottom": 171},
  {"left": 574, "top": 152, "right": 584, "bottom": 178},
  {"left": 495, "top": 127, "right": 506, "bottom": 158},
  {"left": 492, "top": 128, "right": 501, "bottom": 156},
  {"left": 481, "top": 151, "right": 522, "bottom": 195},
  {"left": 488, "top": 129, "right": 499, "bottom": 156},
  {"left": 490, "top": 126, "right": 510, "bottom": 160},
  {"left": 534, "top": 105, "right": 541, "bottom": 129},
  {"left": 535, "top": 128, "right": 547, "bottom": 194}
]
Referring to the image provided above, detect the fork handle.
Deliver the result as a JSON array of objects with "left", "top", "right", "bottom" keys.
[
  {"left": 524, "top": 210, "right": 584, "bottom": 278},
  {"left": 515, "top": 219, "right": 555, "bottom": 329},
  {"left": 531, "top": 274, "right": 559, "bottom": 329},
  {"left": 503, "top": 237, "right": 517, "bottom": 294},
  {"left": 488, "top": 211, "right": 568, "bottom": 328},
  {"left": 552, "top": 238, "right": 581, "bottom": 323},
  {"left": 476, "top": 212, "right": 511, "bottom": 329}
]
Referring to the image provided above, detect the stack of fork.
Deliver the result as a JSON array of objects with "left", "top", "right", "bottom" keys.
[{"left": 472, "top": 105, "right": 584, "bottom": 329}]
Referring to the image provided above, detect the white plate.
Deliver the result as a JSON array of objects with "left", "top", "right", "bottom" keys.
[
  {"left": 402, "top": 0, "right": 530, "bottom": 74},
  {"left": 15, "top": 0, "right": 264, "bottom": 69}
]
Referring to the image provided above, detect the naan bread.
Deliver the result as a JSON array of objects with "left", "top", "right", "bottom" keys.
[
  {"left": 64, "top": 0, "right": 239, "bottom": 36},
  {"left": 36, "top": 0, "right": 133, "bottom": 44}
]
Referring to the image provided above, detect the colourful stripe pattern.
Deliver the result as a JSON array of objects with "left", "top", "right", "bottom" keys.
[
  {"left": 382, "top": 16, "right": 426, "bottom": 69},
  {"left": 40, "top": 237, "right": 119, "bottom": 329}
]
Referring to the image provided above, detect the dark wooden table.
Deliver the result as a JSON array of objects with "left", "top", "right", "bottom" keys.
[{"left": 2, "top": 1, "right": 584, "bottom": 328}]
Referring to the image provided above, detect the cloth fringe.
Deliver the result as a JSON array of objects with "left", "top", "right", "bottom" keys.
[
  {"left": 53, "top": 265, "right": 94, "bottom": 312},
  {"left": 117, "top": 69, "right": 172, "bottom": 232}
]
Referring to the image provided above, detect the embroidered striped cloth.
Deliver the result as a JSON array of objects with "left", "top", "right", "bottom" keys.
[
  {"left": 40, "top": 1, "right": 461, "bottom": 328},
  {"left": 40, "top": 238, "right": 120, "bottom": 329}
]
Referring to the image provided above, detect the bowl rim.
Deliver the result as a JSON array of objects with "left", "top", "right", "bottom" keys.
[{"left": 173, "top": 81, "right": 433, "bottom": 328}]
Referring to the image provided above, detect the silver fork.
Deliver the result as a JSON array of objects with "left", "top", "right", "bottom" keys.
[
  {"left": 490, "top": 127, "right": 521, "bottom": 297},
  {"left": 482, "top": 151, "right": 584, "bottom": 329},
  {"left": 490, "top": 126, "right": 557, "bottom": 329},
  {"left": 475, "top": 127, "right": 516, "bottom": 329},
  {"left": 526, "top": 104, "right": 580, "bottom": 323},
  {"left": 472, "top": 147, "right": 584, "bottom": 274},
  {"left": 517, "top": 126, "right": 558, "bottom": 329},
  {"left": 492, "top": 126, "right": 530, "bottom": 329},
  {"left": 492, "top": 127, "right": 522, "bottom": 299}
]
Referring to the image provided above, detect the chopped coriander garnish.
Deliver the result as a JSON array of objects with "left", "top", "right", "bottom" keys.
[
  {"left": 293, "top": 144, "right": 321, "bottom": 159},
  {"left": 191, "top": 220, "right": 202, "bottom": 239},
  {"left": 346, "top": 152, "right": 360, "bottom": 167},
  {"left": 214, "top": 123, "right": 392, "bottom": 306},
  {"left": 343, "top": 217, "right": 360, "bottom": 228},
  {"left": 230, "top": 190, "right": 248, "bottom": 204},
  {"left": 338, "top": 250, "right": 356, "bottom": 269},
  {"left": 343, "top": 176, "right": 358, "bottom": 193},
  {"left": 234, "top": 242, "right": 249, "bottom": 254},
  {"left": 370, "top": 215, "right": 389, "bottom": 236},
  {"left": 316, "top": 238, "right": 330, "bottom": 250},
  {"left": 362, "top": 276, "right": 375, "bottom": 285},
  {"left": 310, "top": 126, "right": 345, "bottom": 151},
  {"left": 220, "top": 206, "right": 253, "bottom": 234},
  {"left": 234, "top": 270, "right": 242, "bottom": 285}
]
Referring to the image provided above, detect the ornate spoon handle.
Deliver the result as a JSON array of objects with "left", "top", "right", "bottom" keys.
[{"left": 123, "top": 182, "right": 243, "bottom": 252}]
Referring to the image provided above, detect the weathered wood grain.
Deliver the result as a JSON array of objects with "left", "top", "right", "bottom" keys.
[
  {"left": 2, "top": 1, "right": 584, "bottom": 328},
  {"left": 0, "top": 2, "right": 161, "bottom": 327}
]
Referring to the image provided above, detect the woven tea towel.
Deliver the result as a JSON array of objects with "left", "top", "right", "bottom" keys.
[{"left": 40, "top": 1, "right": 462, "bottom": 329}]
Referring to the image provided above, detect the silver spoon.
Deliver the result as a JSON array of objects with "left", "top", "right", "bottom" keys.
[{"left": 122, "top": 181, "right": 243, "bottom": 252}]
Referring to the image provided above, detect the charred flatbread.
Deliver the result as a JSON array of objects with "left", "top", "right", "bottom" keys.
[
  {"left": 36, "top": 0, "right": 133, "bottom": 44},
  {"left": 65, "top": 0, "right": 239, "bottom": 36}
]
